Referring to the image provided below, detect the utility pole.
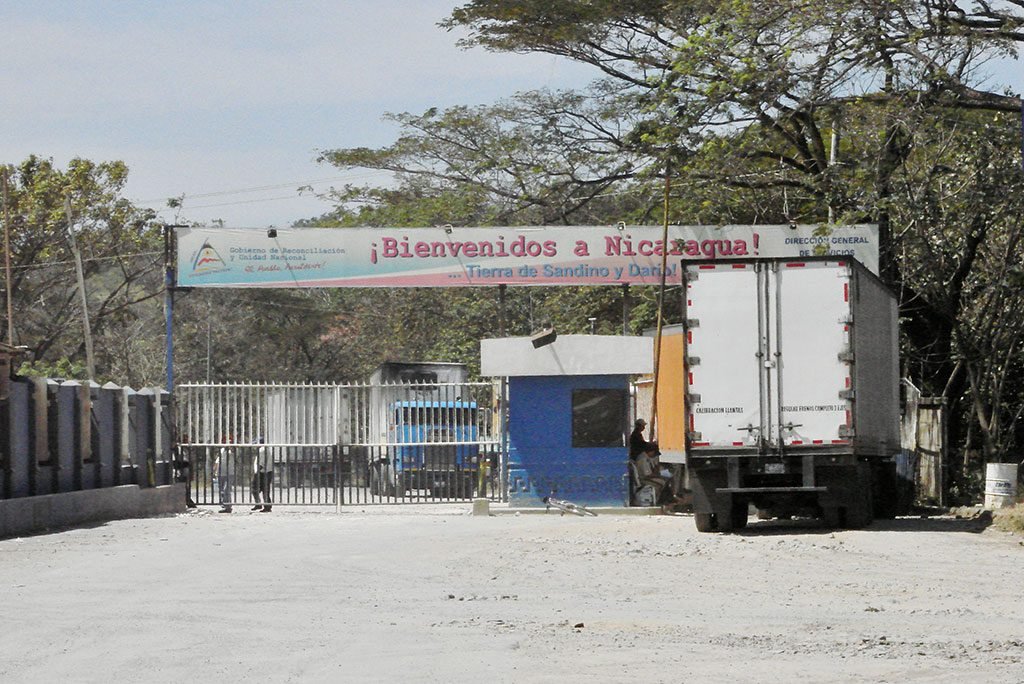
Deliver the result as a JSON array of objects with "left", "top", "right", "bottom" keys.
[
  {"left": 828, "top": 113, "right": 841, "bottom": 224},
  {"left": 65, "top": 196, "right": 95, "bottom": 380},
  {"left": 164, "top": 224, "right": 174, "bottom": 393},
  {"left": 649, "top": 173, "right": 671, "bottom": 442},
  {"left": 2, "top": 169, "right": 14, "bottom": 344},
  {"left": 163, "top": 224, "right": 189, "bottom": 393}
]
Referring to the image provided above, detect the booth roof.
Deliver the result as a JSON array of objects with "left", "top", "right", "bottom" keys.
[{"left": 480, "top": 335, "right": 654, "bottom": 377}]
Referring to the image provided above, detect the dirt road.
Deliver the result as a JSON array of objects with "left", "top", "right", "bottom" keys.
[{"left": 1, "top": 507, "right": 1021, "bottom": 683}]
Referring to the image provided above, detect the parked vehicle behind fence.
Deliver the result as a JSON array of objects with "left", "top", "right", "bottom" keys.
[
  {"left": 370, "top": 399, "right": 481, "bottom": 498},
  {"left": 365, "top": 362, "right": 491, "bottom": 499}
]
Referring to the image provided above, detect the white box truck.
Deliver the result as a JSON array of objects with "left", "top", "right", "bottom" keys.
[{"left": 682, "top": 257, "right": 900, "bottom": 532}]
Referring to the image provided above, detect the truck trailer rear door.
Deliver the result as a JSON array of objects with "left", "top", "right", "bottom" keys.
[
  {"left": 684, "top": 264, "right": 765, "bottom": 448},
  {"left": 772, "top": 261, "right": 851, "bottom": 447},
  {"left": 685, "top": 260, "right": 852, "bottom": 452}
]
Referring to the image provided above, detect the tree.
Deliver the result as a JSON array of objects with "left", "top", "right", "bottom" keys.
[
  {"left": 317, "top": 90, "right": 657, "bottom": 226},
  {"left": 1, "top": 156, "right": 162, "bottom": 385},
  {"left": 312, "top": 1, "right": 1024, "bottom": 492}
]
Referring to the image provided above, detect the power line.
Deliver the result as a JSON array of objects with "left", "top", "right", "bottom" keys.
[
  {"left": 9, "top": 250, "right": 162, "bottom": 272},
  {"left": 177, "top": 194, "right": 311, "bottom": 210},
  {"left": 132, "top": 171, "right": 389, "bottom": 206}
]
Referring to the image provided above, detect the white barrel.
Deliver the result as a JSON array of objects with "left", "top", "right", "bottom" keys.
[{"left": 983, "top": 463, "right": 1019, "bottom": 509}]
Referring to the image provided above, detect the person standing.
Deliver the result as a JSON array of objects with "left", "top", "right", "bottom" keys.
[
  {"left": 250, "top": 439, "right": 265, "bottom": 511},
  {"left": 215, "top": 440, "right": 234, "bottom": 513},
  {"left": 173, "top": 450, "right": 197, "bottom": 509},
  {"left": 254, "top": 439, "right": 274, "bottom": 512}
]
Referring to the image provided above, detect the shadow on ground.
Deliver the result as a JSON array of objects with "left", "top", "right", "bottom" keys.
[{"left": 733, "top": 511, "right": 993, "bottom": 536}]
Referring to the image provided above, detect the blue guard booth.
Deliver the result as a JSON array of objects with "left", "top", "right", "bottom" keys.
[{"left": 481, "top": 335, "right": 653, "bottom": 507}]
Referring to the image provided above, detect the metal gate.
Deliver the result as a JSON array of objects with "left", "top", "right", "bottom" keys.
[{"left": 176, "top": 380, "right": 507, "bottom": 507}]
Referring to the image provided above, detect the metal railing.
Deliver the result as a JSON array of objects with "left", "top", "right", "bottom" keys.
[{"left": 177, "top": 380, "right": 507, "bottom": 506}]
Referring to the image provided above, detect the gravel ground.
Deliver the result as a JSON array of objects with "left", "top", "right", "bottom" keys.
[{"left": 1, "top": 505, "right": 1021, "bottom": 683}]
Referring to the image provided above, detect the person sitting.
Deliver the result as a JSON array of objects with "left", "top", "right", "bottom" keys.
[{"left": 634, "top": 442, "right": 674, "bottom": 504}]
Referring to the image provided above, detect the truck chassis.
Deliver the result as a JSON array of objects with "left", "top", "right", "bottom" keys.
[{"left": 688, "top": 450, "right": 897, "bottom": 531}]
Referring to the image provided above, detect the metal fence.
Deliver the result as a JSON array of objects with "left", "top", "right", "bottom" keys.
[{"left": 177, "top": 380, "right": 506, "bottom": 506}]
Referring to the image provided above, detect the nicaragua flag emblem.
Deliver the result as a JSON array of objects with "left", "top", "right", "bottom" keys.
[{"left": 191, "top": 240, "right": 229, "bottom": 275}]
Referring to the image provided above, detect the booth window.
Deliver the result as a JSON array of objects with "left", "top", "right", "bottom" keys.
[{"left": 572, "top": 389, "right": 627, "bottom": 448}]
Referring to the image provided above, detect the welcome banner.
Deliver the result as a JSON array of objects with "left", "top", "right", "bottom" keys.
[{"left": 176, "top": 224, "right": 879, "bottom": 288}]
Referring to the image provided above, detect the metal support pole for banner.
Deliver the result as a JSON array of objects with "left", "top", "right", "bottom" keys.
[
  {"left": 2, "top": 170, "right": 14, "bottom": 344},
  {"left": 164, "top": 225, "right": 174, "bottom": 393},
  {"left": 621, "top": 283, "right": 630, "bottom": 335},
  {"left": 498, "top": 284, "right": 507, "bottom": 337},
  {"left": 164, "top": 225, "right": 188, "bottom": 394}
]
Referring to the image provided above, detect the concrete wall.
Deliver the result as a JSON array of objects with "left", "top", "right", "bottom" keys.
[
  {"left": 0, "top": 484, "right": 187, "bottom": 539},
  {"left": 1, "top": 378, "right": 172, "bottom": 500}
]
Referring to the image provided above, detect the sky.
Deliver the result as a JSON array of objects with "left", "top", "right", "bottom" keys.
[
  {"left": 0, "top": 1, "right": 592, "bottom": 228},
  {"left": 2, "top": 2, "right": 1021, "bottom": 229}
]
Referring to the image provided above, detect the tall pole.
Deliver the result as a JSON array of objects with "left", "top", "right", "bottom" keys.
[
  {"left": 621, "top": 283, "right": 630, "bottom": 335},
  {"left": 649, "top": 174, "right": 671, "bottom": 441},
  {"left": 497, "top": 283, "right": 507, "bottom": 337},
  {"left": 163, "top": 223, "right": 190, "bottom": 391},
  {"left": 206, "top": 296, "right": 212, "bottom": 383},
  {"left": 65, "top": 196, "right": 95, "bottom": 380},
  {"left": 164, "top": 224, "right": 174, "bottom": 393},
  {"left": 828, "top": 113, "right": 841, "bottom": 224},
  {"left": 2, "top": 170, "right": 14, "bottom": 344}
]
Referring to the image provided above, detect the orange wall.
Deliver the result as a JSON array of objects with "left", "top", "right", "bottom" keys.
[{"left": 653, "top": 331, "right": 686, "bottom": 453}]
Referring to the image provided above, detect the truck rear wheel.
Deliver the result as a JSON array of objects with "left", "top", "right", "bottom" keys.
[
  {"left": 818, "top": 464, "right": 873, "bottom": 529},
  {"left": 731, "top": 500, "right": 749, "bottom": 530},
  {"left": 847, "top": 462, "right": 874, "bottom": 528},
  {"left": 694, "top": 513, "right": 715, "bottom": 533},
  {"left": 871, "top": 460, "right": 899, "bottom": 519},
  {"left": 714, "top": 498, "right": 736, "bottom": 533},
  {"left": 689, "top": 468, "right": 728, "bottom": 532},
  {"left": 823, "top": 505, "right": 845, "bottom": 528}
]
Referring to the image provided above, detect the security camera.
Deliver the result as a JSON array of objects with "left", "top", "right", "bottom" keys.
[{"left": 531, "top": 327, "right": 557, "bottom": 348}]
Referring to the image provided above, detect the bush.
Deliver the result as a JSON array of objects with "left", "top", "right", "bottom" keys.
[{"left": 992, "top": 504, "right": 1024, "bottom": 535}]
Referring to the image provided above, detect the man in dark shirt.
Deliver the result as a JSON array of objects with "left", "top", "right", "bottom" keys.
[{"left": 629, "top": 418, "right": 651, "bottom": 460}]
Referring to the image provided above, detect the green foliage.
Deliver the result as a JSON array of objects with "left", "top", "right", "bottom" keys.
[
  {"left": 17, "top": 357, "right": 88, "bottom": 381},
  {"left": 317, "top": 90, "right": 655, "bottom": 227},
  {"left": 1, "top": 155, "right": 161, "bottom": 385}
]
